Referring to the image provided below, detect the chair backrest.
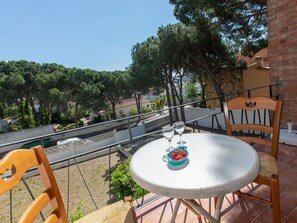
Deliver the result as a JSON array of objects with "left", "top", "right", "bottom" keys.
[
  {"left": 0, "top": 145, "right": 68, "bottom": 223},
  {"left": 223, "top": 97, "right": 283, "bottom": 159}
]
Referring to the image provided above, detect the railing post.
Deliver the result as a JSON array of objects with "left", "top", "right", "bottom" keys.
[
  {"left": 269, "top": 85, "right": 273, "bottom": 98},
  {"left": 67, "top": 159, "right": 70, "bottom": 217},
  {"left": 109, "top": 147, "right": 112, "bottom": 203},
  {"left": 128, "top": 118, "right": 133, "bottom": 140},
  {"left": 220, "top": 95, "right": 225, "bottom": 112},
  {"left": 10, "top": 189, "right": 12, "bottom": 223},
  {"left": 6, "top": 176, "right": 12, "bottom": 223},
  {"left": 41, "top": 137, "right": 44, "bottom": 148},
  {"left": 248, "top": 90, "right": 251, "bottom": 98}
]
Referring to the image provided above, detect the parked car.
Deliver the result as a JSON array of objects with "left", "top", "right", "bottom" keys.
[{"left": 57, "top": 137, "right": 81, "bottom": 145}]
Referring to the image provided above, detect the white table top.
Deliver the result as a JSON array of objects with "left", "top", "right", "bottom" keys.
[{"left": 130, "top": 133, "right": 260, "bottom": 199}]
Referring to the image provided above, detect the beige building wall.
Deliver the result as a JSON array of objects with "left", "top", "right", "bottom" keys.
[
  {"left": 204, "top": 64, "right": 270, "bottom": 109},
  {"left": 242, "top": 64, "right": 270, "bottom": 98}
]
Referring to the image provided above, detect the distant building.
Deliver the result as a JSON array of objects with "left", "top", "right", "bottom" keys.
[
  {"left": 237, "top": 48, "right": 270, "bottom": 97},
  {"left": 237, "top": 48, "right": 269, "bottom": 67}
]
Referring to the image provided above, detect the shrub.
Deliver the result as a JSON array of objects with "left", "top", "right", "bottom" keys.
[
  {"left": 6, "top": 124, "right": 20, "bottom": 132},
  {"left": 154, "top": 96, "right": 166, "bottom": 110},
  {"left": 54, "top": 124, "right": 63, "bottom": 131},
  {"left": 42, "top": 110, "right": 51, "bottom": 125},
  {"left": 5, "top": 104, "right": 19, "bottom": 117},
  {"left": 51, "top": 111, "right": 62, "bottom": 124},
  {"left": 92, "top": 114, "right": 105, "bottom": 124},
  {"left": 111, "top": 158, "right": 147, "bottom": 200},
  {"left": 60, "top": 111, "right": 75, "bottom": 125},
  {"left": 18, "top": 100, "right": 35, "bottom": 129},
  {"left": 129, "top": 108, "right": 137, "bottom": 116},
  {"left": 79, "top": 118, "right": 85, "bottom": 126},
  {"left": 69, "top": 202, "right": 86, "bottom": 223},
  {"left": 140, "top": 106, "right": 152, "bottom": 114},
  {"left": 185, "top": 83, "right": 199, "bottom": 99},
  {"left": 66, "top": 123, "right": 76, "bottom": 129}
]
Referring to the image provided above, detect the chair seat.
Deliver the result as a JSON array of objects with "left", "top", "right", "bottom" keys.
[
  {"left": 75, "top": 200, "right": 135, "bottom": 223},
  {"left": 257, "top": 152, "right": 278, "bottom": 177}
]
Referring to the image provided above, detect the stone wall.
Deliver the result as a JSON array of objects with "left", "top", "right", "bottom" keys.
[
  {"left": 268, "top": 0, "right": 297, "bottom": 127},
  {"left": 204, "top": 68, "right": 243, "bottom": 109}
]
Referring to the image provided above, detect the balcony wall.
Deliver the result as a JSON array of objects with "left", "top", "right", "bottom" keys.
[{"left": 268, "top": 0, "right": 297, "bottom": 127}]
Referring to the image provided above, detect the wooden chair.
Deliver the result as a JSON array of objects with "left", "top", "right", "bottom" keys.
[
  {"left": 223, "top": 97, "right": 283, "bottom": 223},
  {"left": 0, "top": 145, "right": 68, "bottom": 223},
  {"left": 74, "top": 197, "right": 137, "bottom": 223}
]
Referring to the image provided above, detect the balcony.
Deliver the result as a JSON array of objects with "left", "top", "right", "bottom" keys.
[
  {"left": 1, "top": 85, "right": 296, "bottom": 223},
  {"left": 134, "top": 142, "right": 297, "bottom": 222}
]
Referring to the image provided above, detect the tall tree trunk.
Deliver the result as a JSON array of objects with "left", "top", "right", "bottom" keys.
[
  {"left": 170, "top": 85, "right": 178, "bottom": 121},
  {"left": 28, "top": 98, "right": 37, "bottom": 117},
  {"left": 178, "top": 77, "right": 186, "bottom": 122},
  {"left": 198, "top": 74, "right": 206, "bottom": 108},
  {"left": 134, "top": 92, "right": 141, "bottom": 114},
  {"left": 169, "top": 81, "right": 179, "bottom": 121},
  {"left": 112, "top": 104, "right": 117, "bottom": 120},
  {"left": 75, "top": 102, "right": 79, "bottom": 127},
  {"left": 172, "top": 79, "right": 186, "bottom": 122},
  {"left": 179, "top": 98, "right": 186, "bottom": 122},
  {"left": 134, "top": 92, "right": 142, "bottom": 121},
  {"left": 165, "top": 84, "right": 173, "bottom": 124}
]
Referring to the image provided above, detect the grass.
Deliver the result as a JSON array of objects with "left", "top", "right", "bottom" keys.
[{"left": 0, "top": 152, "right": 121, "bottom": 223}]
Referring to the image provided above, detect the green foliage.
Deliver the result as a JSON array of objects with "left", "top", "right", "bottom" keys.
[
  {"left": 42, "top": 110, "right": 51, "bottom": 125},
  {"left": 68, "top": 68, "right": 103, "bottom": 126},
  {"left": 140, "top": 106, "right": 152, "bottom": 114},
  {"left": 6, "top": 124, "right": 20, "bottom": 132},
  {"left": 79, "top": 118, "right": 85, "bottom": 126},
  {"left": 130, "top": 38, "right": 162, "bottom": 93},
  {"left": 169, "top": 0, "right": 268, "bottom": 56},
  {"left": 185, "top": 84, "right": 199, "bottom": 99},
  {"left": 51, "top": 111, "right": 62, "bottom": 124},
  {"left": 66, "top": 123, "right": 77, "bottom": 129},
  {"left": 111, "top": 158, "right": 146, "bottom": 200},
  {"left": 129, "top": 108, "right": 137, "bottom": 116},
  {"left": 69, "top": 202, "right": 86, "bottom": 223},
  {"left": 100, "top": 71, "right": 130, "bottom": 120},
  {"left": 155, "top": 96, "right": 165, "bottom": 110},
  {"left": 4, "top": 105, "right": 19, "bottom": 118},
  {"left": 60, "top": 111, "right": 75, "bottom": 125},
  {"left": 54, "top": 124, "right": 63, "bottom": 131},
  {"left": 18, "top": 100, "right": 35, "bottom": 129},
  {"left": 91, "top": 114, "right": 105, "bottom": 124},
  {"left": 0, "top": 103, "right": 4, "bottom": 119},
  {"left": 129, "top": 106, "right": 152, "bottom": 116}
]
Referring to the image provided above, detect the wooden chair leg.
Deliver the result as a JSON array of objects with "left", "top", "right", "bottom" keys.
[
  {"left": 235, "top": 190, "right": 241, "bottom": 195},
  {"left": 214, "top": 197, "right": 218, "bottom": 206},
  {"left": 271, "top": 176, "right": 280, "bottom": 223}
]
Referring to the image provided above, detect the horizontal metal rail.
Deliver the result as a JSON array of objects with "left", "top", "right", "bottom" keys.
[{"left": 0, "top": 84, "right": 279, "bottom": 150}]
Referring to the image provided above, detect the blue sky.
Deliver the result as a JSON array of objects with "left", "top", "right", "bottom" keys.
[{"left": 0, "top": 1, "right": 177, "bottom": 71}]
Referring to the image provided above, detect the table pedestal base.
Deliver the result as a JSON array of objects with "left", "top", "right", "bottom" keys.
[{"left": 170, "top": 196, "right": 224, "bottom": 223}]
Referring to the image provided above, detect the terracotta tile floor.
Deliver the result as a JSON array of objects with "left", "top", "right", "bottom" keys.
[{"left": 134, "top": 143, "right": 297, "bottom": 223}]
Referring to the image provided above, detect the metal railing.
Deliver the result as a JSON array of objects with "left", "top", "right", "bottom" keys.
[{"left": 0, "top": 84, "right": 280, "bottom": 222}]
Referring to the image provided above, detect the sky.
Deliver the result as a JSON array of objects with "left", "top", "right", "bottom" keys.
[{"left": 0, "top": 1, "right": 177, "bottom": 71}]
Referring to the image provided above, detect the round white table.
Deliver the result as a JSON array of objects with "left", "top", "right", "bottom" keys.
[{"left": 130, "top": 133, "right": 260, "bottom": 223}]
